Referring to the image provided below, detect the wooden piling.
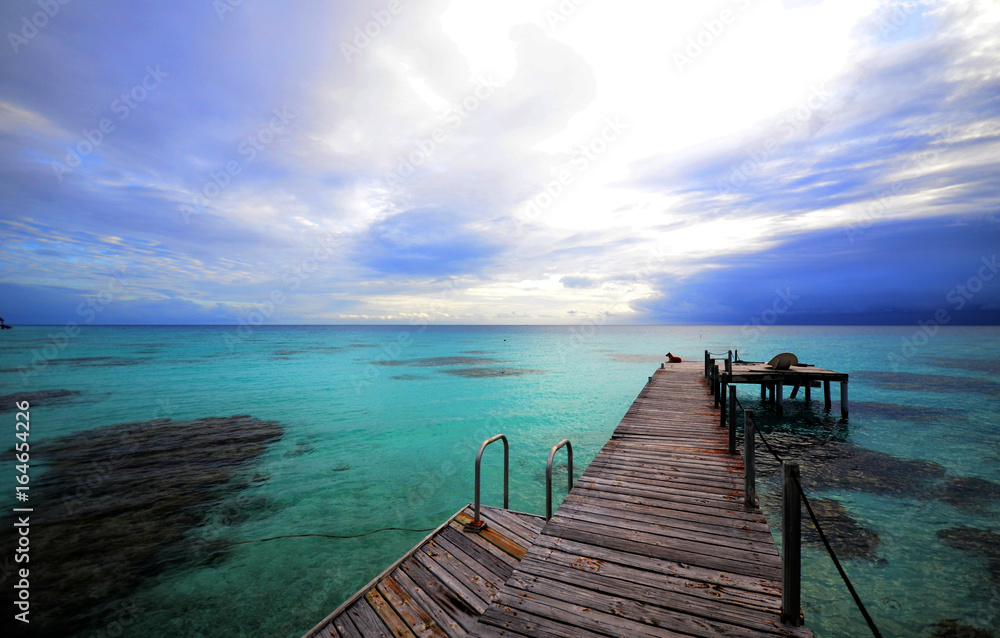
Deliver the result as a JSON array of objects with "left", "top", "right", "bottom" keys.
[
  {"left": 720, "top": 375, "right": 728, "bottom": 428},
  {"left": 781, "top": 462, "right": 802, "bottom": 626},
  {"left": 744, "top": 409, "right": 756, "bottom": 509},
  {"left": 728, "top": 385, "right": 737, "bottom": 454},
  {"left": 824, "top": 380, "right": 831, "bottom": 409},
  {"left": 841, "top": 380, "right": 849, "bottom": 417}
]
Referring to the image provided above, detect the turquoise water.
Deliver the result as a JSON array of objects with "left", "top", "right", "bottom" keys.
[{"left": 1, "top": 325, "right": 998, "bottom": 637}]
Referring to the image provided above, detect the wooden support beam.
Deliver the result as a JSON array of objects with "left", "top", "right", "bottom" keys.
[
  {"left": 776, "top": 381, "right": 783, "bottom": 414},
  {"left": 804, "top": 383, "right": 811, "bottom": 402},
  {"left": 823, "top": 380, "right": 831, "bottom": 410}
]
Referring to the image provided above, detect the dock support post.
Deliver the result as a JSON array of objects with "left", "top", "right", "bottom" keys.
[
  {"left": 725, "top": 351, "right": 732, "bottom": 374},
  {"left": 841, "top": 380, "right": 849, "bottom": 418},
  {"left": 781, "top": 462, "right": 802, "bottom": 626},
  {"left": 804, "top": 382, "right": 811, "bottom": 402},
  {"left": 720, "top": 375, "right": 728, "bottom": 428},
  {"left": 713, "top": 365, "right": 720, "bottom": 406},
  {"left": 776, "top": 381, "right": 784, "bottom": 414},
  {"left": 768, "top": 384, "right": 774, "bottom": 403},
  {"left": 761, "top": 383, "right": 767, "bottom": 401},
  {"left": 824, "top": 380, "right": 831, "bottom": 409},
  {"left": 705, "top": 351, "right": 710, "bottom": 378},
  {"left": 744, "top": 410, "right": 756, "bottom": 509},
  {"left": 728, "top": 386, "right": 737, "bottom": 454}
]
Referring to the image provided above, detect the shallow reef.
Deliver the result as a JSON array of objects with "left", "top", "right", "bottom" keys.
[
  {"left": 853, "top": 370, "right": 1000, "bottom": 396},
  {"left": 442, "top": 367, "right": 546, "bottom": 378},
  {"left": 1, "top": 414, "right": 282, "bottom": 636},
  {"left": 931, "top": 619, "right": 997, "bottom": 638},
  {"left": 0, "top": 388, "right": 81, "bottom": 411}
]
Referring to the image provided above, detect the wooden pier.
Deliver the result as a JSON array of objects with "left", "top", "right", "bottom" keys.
[{"left": 305, "top": 360, "right": 816, "bottom": 637}]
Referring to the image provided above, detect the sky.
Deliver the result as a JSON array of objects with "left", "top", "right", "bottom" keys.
[{"left": 1, "top": 0, "right": 999, "bottom": 326}]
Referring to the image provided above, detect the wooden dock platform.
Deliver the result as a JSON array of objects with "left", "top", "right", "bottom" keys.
[
  {"left": 303, "top": 505, "right": 546, "bottom": 638},
  {"left": 306, "top": 361, "right": 814, "bottom": 637},
  {"left": 471, "top": 361, "right": 813, "bottom": 637}
]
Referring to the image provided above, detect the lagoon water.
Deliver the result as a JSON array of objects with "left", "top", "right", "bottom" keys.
[{"left": 1, "top": 325, "right": 999, "bottom": 637}]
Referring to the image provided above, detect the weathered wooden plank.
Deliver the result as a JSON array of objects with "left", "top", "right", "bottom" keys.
[
  {"left": 420, "top": 539, "right": 505, "bottom": 606},
  {"left": 376, "top": 571, "right": 450, "bottom": 638},
  {"left": 516, "top": 556, "right": 811, "bottom": 636},
  {"left": 476, "top": 507, "right": 545, "bottom": 546},
  {"left": 529, "top": 534, "right": 782, "bottom": 597},
  {"left": 455, "top": 512, "right": 528, "bottom": 560},
  {"left": 504, "top": 572, "right": 811, "bottom": 638},
  {"left": 394, "top": 564, "right": 470, "bottom": 636},
  {"left": 556, "top": 496, "right": 775, "bottom": 544},
  {"left": 439, "top": 525, "right": 516, "bottom": 576},
  {"left": 345, "top": 599, "right": 394, "bottom": 638},
  {"left": 332, "top": 610, "right": 363, "bottom": 638},
  {"left": 366, "top": 587, "right": 418, "bottom": 638},
  {"left": 544, "top": 514, "right": 781, "bottom": 574},
  {"left": 527, "top": 540, "right": 781, "bottom": 610},
  {"left": 553, "top": 505, "right": 779, "bottom": 558},
  {"left": 477, "top": 603, "right": 611, "bottom": 638},
  {"left": 413, "top": 543, "right": 492, "bottom": 612},
  {"left": 488, "top": 584, "right": 688, "bottom": 638},
  {"left": 317, "top": 622, "right": 341, "bottom": 638},
  {"left": 400, "top": 554, "right": 481, "bottom": 634}
]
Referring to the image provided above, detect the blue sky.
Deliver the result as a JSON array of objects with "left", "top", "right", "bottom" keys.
[{"left": 1, "top": 0, "right": 999, "bottom": 325}]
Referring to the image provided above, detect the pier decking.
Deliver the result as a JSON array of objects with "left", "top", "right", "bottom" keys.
[
  {"left": 303, "top": 505, "right": 546, "bottom": 637},
  {"left": 471, "top": 362, "right": 813, "bottom": 637},
  {"left": 306, "top": 361, "right": 815, "bottom": 637}
]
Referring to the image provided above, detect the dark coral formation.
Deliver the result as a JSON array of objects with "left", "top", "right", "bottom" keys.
[
  {"left": 442, "top": 367, "right": 545, "bottom": 378},
  {"left": 931, "top": 619, "right": 997, "bottom": 638},
  {"left": 1, "top": 415, "right": 282, "bottom": 636},
  {"left": 0, "top": 388, "right": 81, "bottom": 411},
  {"left": 938, "top": 527, "right": 1000, "bottom": 583}
]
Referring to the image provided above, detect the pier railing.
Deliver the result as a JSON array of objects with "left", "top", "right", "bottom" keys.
[{"left": 720, "top": 379, "right": 882, "bottom": 636}]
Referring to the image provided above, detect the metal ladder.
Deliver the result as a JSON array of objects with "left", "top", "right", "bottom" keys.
[{"left": 463, "top": 434, "right": 574, "bottom": 532}]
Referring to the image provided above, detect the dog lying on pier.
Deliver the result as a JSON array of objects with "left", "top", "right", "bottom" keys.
[{"left": 666, "top": 352, "right": 682, "bottom": 363}]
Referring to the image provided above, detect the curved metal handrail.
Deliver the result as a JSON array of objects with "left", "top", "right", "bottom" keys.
[
  {"left": 545, "top": 439, "right": 573, "bottom": 520},
  {"left": 466, "top": 434, "right": 508, "bottom": 532}
]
